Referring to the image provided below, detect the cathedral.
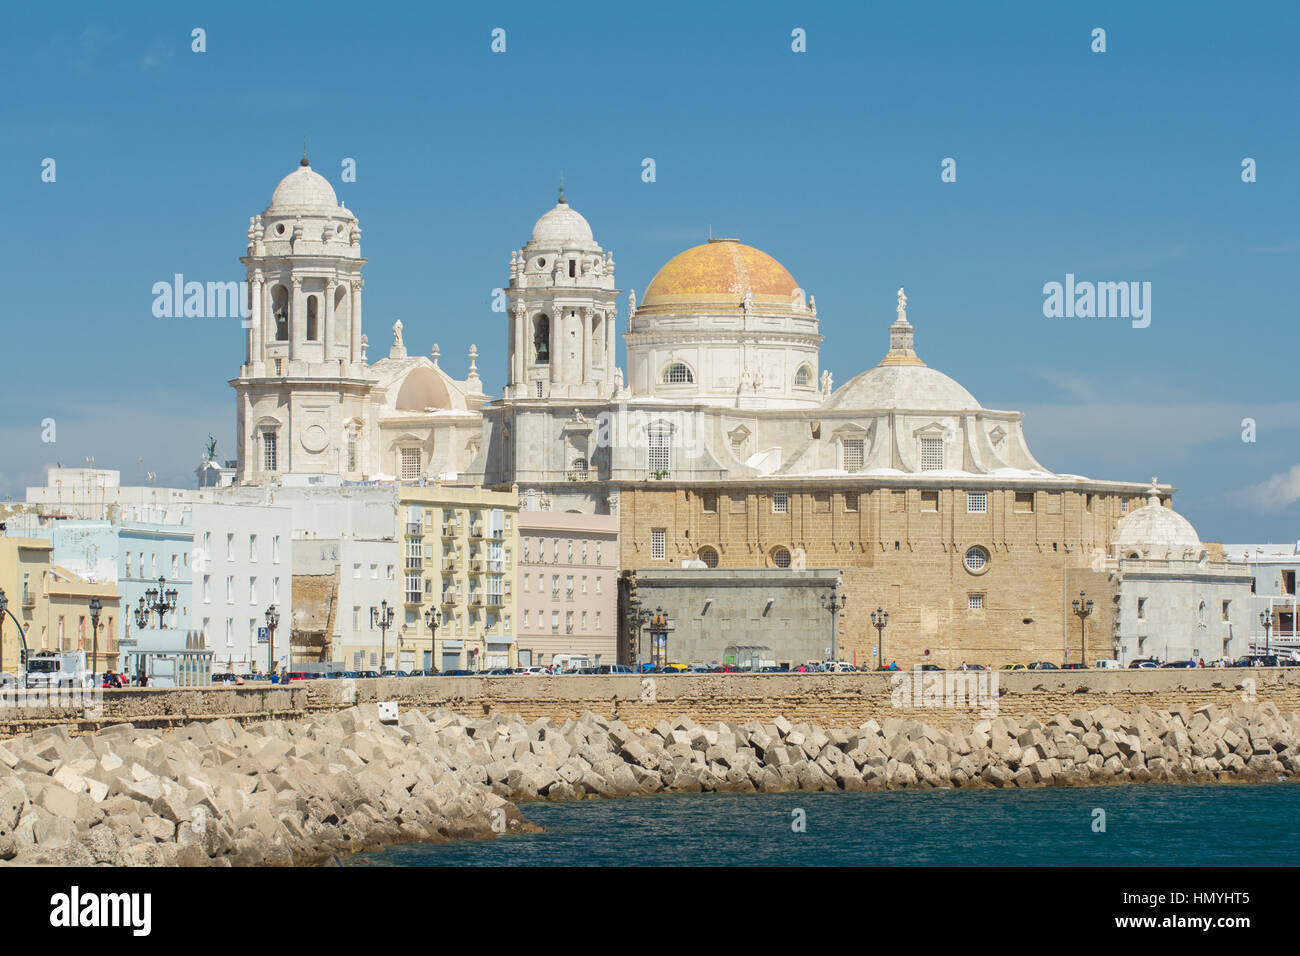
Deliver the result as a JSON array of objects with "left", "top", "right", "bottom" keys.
[{"left": 233, "top": 161, "right": 1251, "bottom": 666}]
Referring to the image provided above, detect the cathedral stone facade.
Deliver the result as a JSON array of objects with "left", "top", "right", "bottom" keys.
[
  {"left": 233, "top": 160, "right": 485, "bottom": 485},
  {"left": 232, "top": 165, "right": 1245, "bottom": 666}
]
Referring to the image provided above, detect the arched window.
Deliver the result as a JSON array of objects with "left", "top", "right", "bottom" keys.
[
  {"left": 533, "top": 315, "right": 550, "bottom": 365},
  {"left": 1197, "top": 600, "right": 1207, "bottom": 627},
  {"left": 662, "top": 362, "right": 694, "bottom": 384},
  {"left": 794, "top": 365, "right": 812, "bottom": 387},
  {"left": 570, "top": 458, "right": 588, "bottom": 479},
  {"left": 770, "top": 547, "right": 791, "bottom": 569},
  {"left": 271, "top": 285, "right": 289, "bottom": 341},
  {"left": 698, "top": 546, "right": 719, "bottom": 568},
  {"left": 306, "top": 295, "right": 318, "bottom": 341}
]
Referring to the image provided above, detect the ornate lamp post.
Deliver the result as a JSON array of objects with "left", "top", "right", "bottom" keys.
[
  {"left": 424, "top": 605, "right": 442, "bottom": 672},
  {"left": 1260, "top": 610, "right": 1273, "bottom": 658},
  {"left": 626, "top": 598, "right": 652, "bottom": 671},
  {"left": 871, "top": 607, "right": 889, "bottom": 670},
  {"left": 134, "top": 576, "right": 177, "bottom": 630},
  {"left": 1072, "top": 591, "right": 1095, "bottom": 667},
  {"left": 265, "top": 604, "right": 280, "bottom": 677},
  {"left": 372, "top": 600, "right": 394, "bottom": 672},
  {"left": 88, "top": 594, "right": 102, "bottom": 679},
  {"left": 820, "top": 579, "right": 847, "bottom": 664}
]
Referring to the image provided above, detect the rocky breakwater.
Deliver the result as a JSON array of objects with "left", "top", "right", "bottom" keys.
[
  {"left": 1, "top": 699, "right": 1298, "bottom": 865},
  {"left": 0, "top": 704, "right": 527, "bottom": 866},
  {"left": 477, "top": 700, "right": 1300, "bottom": 802}
]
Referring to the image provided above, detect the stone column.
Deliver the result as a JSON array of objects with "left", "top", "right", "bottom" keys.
[
  {"left": 324, "top": 278, "right": 337, "bottom": 363},
  {"left": 290, "top": 276, "right": 303, "bottom": 362},
  {"left": 550, "top": 307, "right": 563, "bottom": 386},
  {"left": 605, "top": 306, "right": 616, "bottom": 385},
  {"left": 581, "top": 307, "right": 593, "bottom": 384},
  {"left": 350, "top": 279, "right": 363, "bottom": 368},
  {"left": 249, "top": 271, "right": 263, "bottom": 367},
  {"left": 513, "top": 304, "right": 526, "bottom": 390}
]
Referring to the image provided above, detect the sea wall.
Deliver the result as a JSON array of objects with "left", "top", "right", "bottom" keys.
[{"left": 1, "top": 669, "right": 1297, "bottom": 740}]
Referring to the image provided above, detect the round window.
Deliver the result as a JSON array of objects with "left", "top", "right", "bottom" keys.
[
  {"left": 964, "top": 546, "right": 989, "bottom": 574},
  {"left": 276, "top": 223, "right": 286, "bottom": 235},
  {"left": 771, "top": 547, "right": 792, "bottom": 569},
  {"left": 537, "top": 258, "right": 546, "bottom": 270}
]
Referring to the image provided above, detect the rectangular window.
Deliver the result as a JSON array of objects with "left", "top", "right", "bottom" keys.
[
  {"left": 565, "top": 575, "right": 574, "bottom": 600},
  {"left": 249, "top": 534, "right": 258, "bottom": 560},
  {"left": 1014, "top": 492, "right": 1035, "bottom": 514},
  {"left": 226, "top": 533, "right": 234, "bottom": 560},
  {"left": 1284, "top": 571, "right": 1296, "bottom": 596},
  {"left": 522, "top": 540, "right": 530, "bottom": 562},
  {"left": 536, "top": 381, "right": 544, "bottom": 398},
  {"left": 968, "top": 593, "right": 984, "bottom": 610},
  {"left": 249, "top": 577, "right": 257, "bottom": 605},
  {"left": 920, "top": 437, "right": 943, "bottom": 472},
  {"left": 522, "top": 610, "right": 529, "bottom": 630},
  {"left": 651, "top": 529, "right": 666, "bottom": 560},
  {"left": 843, "top": 439, "right": 864, "bottom": 472},
  {"left": 921, "top": 491, "right": 939, "bottom": 513},
  {"left": 353, "top": 606, "right": 360, "bottom": 630},
  {"left": 967, "top": 491, "right": 987, "bottom": 514},
  {"left": 1120, "top": 498, "right": 1129, "bottom": 514},
  {"left": 552, "top": 575, "right": 560, "bottom": 599},
  {"left": 400, "top": 447, "right": 420, "bottom": 480},
  {"left": 1137, "top": 597, "right": 1147, "bottom": 619},
  {"left": 272, "top": 535, "right": 280, "bottom": 563},
  {"left": 844, "top": 492, "right": 859, "bottom": 513},
  {"left": 700, "top": 493, "right": 717, "bottom": 514},
  {"left": 581, "top": 575, "right": 588, "bottom": 594},
  {"left": 551, "top": 611, "right": 559, "bottom": 634},
  {"left": 347, "top": 432, "right": 357, "bottom": 472},
  {"left": 647, "top": 424, "right": 671, "bottom": 476},
  {"left": 595, "top": 576, "right": 601, "bottom": 595},
  {"left": 596, "top": 542, "right": 602, "bottom": 565},
  {"left": 581, "top": 610, "right": 588, "bottom": 630},
  {"left": 772, "top": 493, "right": 789, "bottom": 514},
  {"left": 226, "top": 575, "right": 233, "bottom": 602},
  {"left": 370, "top": 564, "right": 378, "bottom": 580},
  {"left": 595, "top": 611, "right": 601, "bottom": 630},
  {"left": 1222, "top": 600, "right": 1231, "bottom": 621},
  {"left": 523, "top": 574, "right": 530, "bottom": 592},
  {"left": 263, "top": 432, "right": 277, "bottom": 472},
  {"left": 171, "top": 553, "right": 179, "bottom": 576},
  {"left": 203, "top": 575, "right": 211, "bottom": 603},
  {"left": 581, "top": 541, "right": 588, "bottom": 564},
  {"left": 565, "top": 610, "right": 574, "bottom": 634},
  {"left": 353, "top": 563, "right": 361, "bottom": 579}
]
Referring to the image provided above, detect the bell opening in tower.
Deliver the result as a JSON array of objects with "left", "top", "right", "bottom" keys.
[{"left": 533, "top": 314, "right": 550, "bottom": 364}]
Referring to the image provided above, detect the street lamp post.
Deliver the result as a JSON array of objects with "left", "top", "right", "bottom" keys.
[
  {"left": 820, "top": 580, "right": 847, "bottom": 664},
  {"left": 424, "top": 605, "right": 442, "bottom": 672},
  {"left": 625, "top": 599, "right": 652, "bottom": 671},
  {"left": 133, "top": 576, "right": 177, "bottom": 630},
  {"left": 88, "top": 595, "right": 102, "bottom": 679},
  {"left": 372, "top": 600, "right": 394, "bottom": 672},
  {"left": 1072, "top": 591, "right": 1094, "bottom": 667},
  {"left": 871, "top": 607, "right": 889, "bottom": 670},
  {"left": 264, "top": 604, "right": 280, "bottom": 677},
  {"left": 1260, "top": 610, "right": 1273, "bottom": 658}
]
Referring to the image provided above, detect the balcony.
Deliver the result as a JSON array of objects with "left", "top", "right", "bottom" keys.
[
  {"left": 21, "top": 589, "right": 35, "bottom": 608},
  {"left": 486, "top": 593, "right": 504, "bottom": 607},
  {"left": 469, "top": 524, "right": 484, "bottom": 539},
  {"left": 468, "top": 561, "right": 484, "bottom": 574},
  {"left": 404, "top": 557, "right": 423, "bottom": 571},
  {"left": 441, "top": 523, "right": 458, "bottom": 537},
  {"left": 404, "top": 591, "right": 422, "bottom": 605},
  {"left": 441, "top": 591, "right": 459, "bottom": 605},
  {"left": 489, "top": 525, "right": 505, "bottom": 539},
  {"left": 442, "top": 558, "right": 457, "bottom": 572},
  {"left": 566, "top": 469, "right": 591, "bottom": 482},
  {"left": 468, "top": 594, "right": 484, "bottom": 607},
  {"left": 405, "top": 522, "right": 422, "bottom": 536}
]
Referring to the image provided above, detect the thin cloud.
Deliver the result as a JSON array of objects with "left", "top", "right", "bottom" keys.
[{"left": 1237, "top": 464, "right": 1300, "bottom": 513}]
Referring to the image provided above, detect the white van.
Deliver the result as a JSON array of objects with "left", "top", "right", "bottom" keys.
[
  {"left": 1094, "top": 659, "right": 1121, "bottom": 670},
  {"left": 25, "top": 650, "right": 90, "bottom": 689}
]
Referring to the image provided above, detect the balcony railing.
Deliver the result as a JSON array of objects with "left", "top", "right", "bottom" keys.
[
  {"left": 442, "top": 558, "right": 457, "bottom": 571},
  {"left": 441, "top": 523, "right": 458, "bottom": 537},
  {"left": 469, "top": 561, "right": 483, "bottom": 574},
  {"left": 469, "top": 524, "right": 484, "bottom": 539},
  {"left": 468, "top": 594, "right": 483, "bottom": 607},
  {"left": 486, "top": 593, "right": 504, "bottom": 607},
  {"left": 566, "top": 470, "right": 591, "bottom": 482},
  {"left": 441, "top": 591, "right": 459, "bottom": 605},
  {"left": 21, "top": 589, "right": 35, "bottom": 608},
  {"left": 405, "top": 522, "right": 422, "bottom": 535}
]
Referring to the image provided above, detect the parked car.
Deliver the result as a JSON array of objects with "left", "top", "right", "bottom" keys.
[
  {"left": 1002, "top": 663, "right": 1029, "bottom": 671},
  {"left": 1128, "top": 658, "right": 1160, "bottom": 669},
  {"left": 1094, "top": 659, "right": 1121, "bottom": 669},
  {"left": 1060, "top": 663, "right": 1088, "bottom": 670},
  {"left": 916, "top": 663, "right": 944, "bottom": 671},
  {"left": 406, "top": 669, "right": 439, "bottom": 676},
  {"left": 1160, "top": 660, "right": 1197, "bottom": 668},
  {"left": 442, "top": 669, "right": 475, "bottom": 676},
  {"left": 1027, "top": 661, "right": 1059, "bottom": 670},
  {"left": 284, "top": 671, "right": 316, "bottom": 681},
  {"left": 355, "top": 670, "right": 382, "bottom": 679},
  {"left": 824, "top": 661, "right": 857, "bottom": 673}
]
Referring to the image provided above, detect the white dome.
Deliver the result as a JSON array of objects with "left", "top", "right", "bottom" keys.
[
  {"left": 530, "top": 200, "right": 593, "bottom": 244},
  {"left": 1113, "top": 489, "right": 1203, "bottom": 560},
  {"left": 826, "top": 364, "right": 980, "bottom": 412},
  {"left": 270, "top": 161, "right": 338, "bottom": 211}
]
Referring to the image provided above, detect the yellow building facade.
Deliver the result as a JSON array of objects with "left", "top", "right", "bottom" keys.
[{"left": 398, "top": 485, "right": 519, "bottom": 671}]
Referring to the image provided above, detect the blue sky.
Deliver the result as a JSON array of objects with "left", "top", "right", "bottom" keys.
[{"left": 2, "top": 1, "right": 1298, "bottom": 541}]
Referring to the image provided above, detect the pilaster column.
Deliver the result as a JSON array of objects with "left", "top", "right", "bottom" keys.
[
  {"left": 607, "top": 306, "right": 617, "bottom": 384},
  {"left": 290, "top": 276, "right": 303, "bottom": 362},
  {"left": 513, "top": 304, "right": 526, "bottom": 390},
  {"left": 324, "top": 278, "right": 337, "bottom": 363},
  {"left": 581, "top": 307, "right": 593, "bottom": 384},
  {"left": 350, "top": 279, "right": 364, "bottom": 367},
  {"left": 550, "top": 307, "right": 563, "bottom": 385},
  {"left": 249, "top": 271, "right": 264, "bottom": 367}
]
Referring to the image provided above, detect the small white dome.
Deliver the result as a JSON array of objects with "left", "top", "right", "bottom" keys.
[
  {"left": 1114, "top": 487, "right": 1203, "bottom": 560},
  {"left": 530, "top": 200, "right": 593, "bottom": 244},
  {"left": 826, "top": 364, "right": 980, "bottom": 412},
  {"left": 270, "top": 161, "right": 338, "bottom": 211}
]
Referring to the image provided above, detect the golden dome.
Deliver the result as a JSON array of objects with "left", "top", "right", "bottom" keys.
[{"left": 639, "top": 239, "right": 799, "bottom": 313}]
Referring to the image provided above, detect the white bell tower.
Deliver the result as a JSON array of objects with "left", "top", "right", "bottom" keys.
[{"left": 504, "top": 189, "right": 620, "bottom": 400}]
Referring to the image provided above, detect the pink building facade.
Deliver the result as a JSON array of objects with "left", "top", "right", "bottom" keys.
[{"left": 516, "top": 511, "right": 619, "bottom": 667}]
